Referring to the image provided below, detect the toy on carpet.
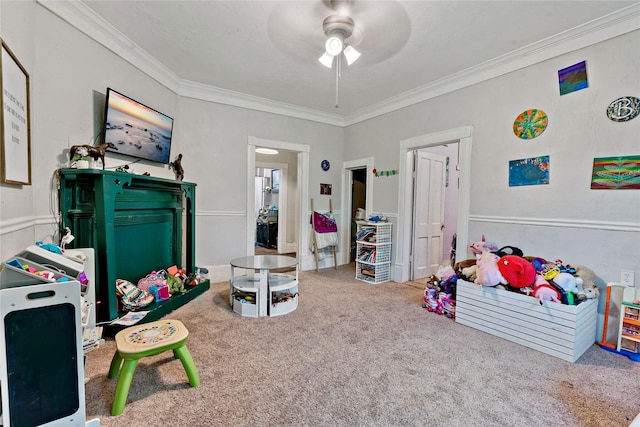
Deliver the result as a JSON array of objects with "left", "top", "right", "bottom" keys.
[
  {"left": 423, "top": 287, "right": 439, "bottom": 312},
  {"left": 422, "top": 264, "right": 457, "bottom": 318},
  {"left": 69, "top": 142, "right": 117, "bottom": 169}
]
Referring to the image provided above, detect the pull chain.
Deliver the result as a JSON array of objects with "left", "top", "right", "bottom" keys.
[{"left": 335, "top": 55, "right": 341, "bottom": 108}]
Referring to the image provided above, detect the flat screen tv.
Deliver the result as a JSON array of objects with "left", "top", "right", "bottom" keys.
[{"left": 103, "top": 88, "right": 174, "bottom": 164}]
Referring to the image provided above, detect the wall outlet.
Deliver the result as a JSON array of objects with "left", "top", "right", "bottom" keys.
[{"left": 621, "top": 270, "right": 635, "bottom": 287}]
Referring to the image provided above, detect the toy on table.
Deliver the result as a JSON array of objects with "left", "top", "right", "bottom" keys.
[
  {"left": 169, "top": 154, "right": 184, "bottom": 181},
  {"left": 68, "top": 142, "right": 117, "bottom": 169}
]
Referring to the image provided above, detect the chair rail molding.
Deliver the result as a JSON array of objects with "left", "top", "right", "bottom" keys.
[{"left": 470, "top": 215, "right": 640, "bottom": 232}]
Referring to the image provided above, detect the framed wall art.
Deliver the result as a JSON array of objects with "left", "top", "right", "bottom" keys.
[
  {"left": 508, "top": 155, "right": 550, "bottom": 187},
  {"left": 513, "top": 109, "right": 548, "bottom": 140},
  {"left": 1, "top": 39, "right": 31, "bottom": 185},
  {"left": 558, "top": 60, "right": 588, "bottom": 96},
  {"left": 591, "top": 155, "right": 640, "bottom": 190}
]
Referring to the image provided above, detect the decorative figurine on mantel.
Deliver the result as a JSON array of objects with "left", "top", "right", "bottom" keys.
[
  {"left": 68, "top": 142, "right": 117, "bottom": 169},
  {"left": 169, "top": 153, "right": 184, "bottom": 181}
]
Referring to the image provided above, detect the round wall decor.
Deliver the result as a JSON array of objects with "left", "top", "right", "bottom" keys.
[
  {"left": 606, "top": 96, "right": 640, "bottom": 122},
  {"left": 513, "top": 109, "right": 548, "bottom": 140},
  {"left": 321, "top": 160, "right": 330, "bottom": 171}
]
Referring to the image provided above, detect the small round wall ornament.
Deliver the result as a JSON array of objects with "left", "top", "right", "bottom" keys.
[
  {"left": 606, "top": 96, "right": 640, "bottom": 122},
  {"left": 513, "top": 109, "right": 548, "bottom": 140},
  {"left": 321, "top": 160, "right": 330, "bottom": 171}
]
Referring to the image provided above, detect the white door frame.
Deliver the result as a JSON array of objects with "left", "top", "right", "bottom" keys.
[
  {"left": 247, "top": 136, "right": 310, "bottom": 264},
  {"left": 395, "top": 126, "right": 473, "bottom": 283},
  {"left": 341, "top": 157, "right": 374, "bottom": 265}
]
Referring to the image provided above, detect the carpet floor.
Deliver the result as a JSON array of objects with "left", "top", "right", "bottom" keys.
[{"left": 84, "top": 264, "right": 640, "bottom": 427}]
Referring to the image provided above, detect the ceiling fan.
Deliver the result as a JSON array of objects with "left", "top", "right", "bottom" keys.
[
  {"left": 265, "top": 0, "right": 410, "bottom": 109},
  {"left": 318, "top": 14, "right": 361, "bottom": 68},
  {"left": 317, "top": 1, "right": 363, "bottom": 108}
]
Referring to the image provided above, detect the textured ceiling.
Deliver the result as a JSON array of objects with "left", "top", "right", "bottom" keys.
[{"left": 81, "top": 0, "right": 637, "bottom": 117}]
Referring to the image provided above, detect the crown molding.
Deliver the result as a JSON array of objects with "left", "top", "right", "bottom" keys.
[
  {"left": 178, "top": 80, "right": 345, "bottom": 126},
  {"left": 37, "top": 0, "right": 182, "bottom": 93},
  {"left": 344, "top": 3, "right": 640, "bottom": 126},
  {"left": 37, "top": 0, "right": 345, "bottom": 126},
  {"left": 38, "top": 1, "right": 640, "bottom": 128}
]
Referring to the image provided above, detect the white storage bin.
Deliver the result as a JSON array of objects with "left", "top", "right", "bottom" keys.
[
  {"left": 455, "top": 279, "right": 597, "bottom": 363},
  {"left": 1, "top": 256, "right": 75, "bottom": 289}
]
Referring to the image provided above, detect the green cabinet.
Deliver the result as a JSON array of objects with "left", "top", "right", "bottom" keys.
[{"left": 57, "top": 169, "right": 209, "bottom": 323}]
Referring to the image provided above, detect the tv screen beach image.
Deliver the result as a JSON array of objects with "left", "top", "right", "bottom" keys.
[{"left": 104, "top": 90, "right": 173, "bottom": 164}]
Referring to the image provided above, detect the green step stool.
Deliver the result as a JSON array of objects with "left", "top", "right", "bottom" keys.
[{"left": 107, "top": 319, "right": 200, "bottom": 416}]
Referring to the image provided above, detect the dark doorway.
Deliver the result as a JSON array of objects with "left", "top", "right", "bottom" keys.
[{"left": 350, "top": 168, "right": 367, "bottom": 262}]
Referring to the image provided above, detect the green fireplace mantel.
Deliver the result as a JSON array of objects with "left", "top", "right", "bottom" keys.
[{"left": 57, "top": 168, "right": 208, "bottom": 323}]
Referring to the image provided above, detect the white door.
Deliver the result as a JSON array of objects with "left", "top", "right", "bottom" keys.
[{"left": 411, "top": 150, "right": 447, "bottom": 280}]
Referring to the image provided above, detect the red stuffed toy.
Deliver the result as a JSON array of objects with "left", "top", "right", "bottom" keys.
[{"left": 497, "top": 255, "right": 536, "bottom": 289}]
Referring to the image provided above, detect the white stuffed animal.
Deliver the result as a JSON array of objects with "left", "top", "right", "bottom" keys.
[{"left": 553, "top": 272, "right": 584, "bottom": 294}]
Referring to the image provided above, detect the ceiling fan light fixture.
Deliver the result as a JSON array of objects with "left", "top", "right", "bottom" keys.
[
  {"left": 318, "top": 51, "right": 335, "bottom": 68},
  {"left": 343, "top": 45, "right": 361, "bottom": 65},
  {"left": 325, "top": 35, "right": 344, "bottom": 56}
]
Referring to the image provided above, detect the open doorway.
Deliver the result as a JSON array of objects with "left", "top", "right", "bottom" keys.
[
  {"left": 350, "top": 168, "right": 367, "bottom": 263},
  {"left": 341, "top": 157, "right": 374, "bottom": 266},
  {"left": 254, "top": 159, "right": 294, "bottom": 256},
  {"left": 247, "top": 137, "right": 310, "bottom": 266}
]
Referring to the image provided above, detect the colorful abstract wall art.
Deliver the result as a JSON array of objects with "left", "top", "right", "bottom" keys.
[
  {"left": 513, "top": 109, "right": 548, "bottom": 139},
  {"left": 558, "top": 60, "right": 588, "bottom": 95},
  {"left": 591, "top": 155, "right": 640, "bottom": 190},
  {"left": 606, "top": 96, "right": 640, "bottom": 122},
  {"left": 509, "top": 156, "right": 550, "bottom": 187}
]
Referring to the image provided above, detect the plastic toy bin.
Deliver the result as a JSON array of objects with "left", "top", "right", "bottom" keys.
[{"left": 1, "top": 256, "right": 75, "bottom": 289}]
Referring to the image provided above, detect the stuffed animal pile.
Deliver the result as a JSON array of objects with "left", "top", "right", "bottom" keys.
[{"left": 453, "top": 236, "right": 600, "bottom": 306}]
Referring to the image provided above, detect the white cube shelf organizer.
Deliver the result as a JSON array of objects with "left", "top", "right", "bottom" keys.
[
  {"left": 455, "top": 279, "right": 598, "bottom": 363},
  {"left": 355, "top": 222, "right": 392, "bottom": 284}
]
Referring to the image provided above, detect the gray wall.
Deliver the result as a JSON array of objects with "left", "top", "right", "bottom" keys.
[
  {"left": 344, "top": 30, "right": 640, "bottom": 287},
  {"left": 0, "top": 2, "right": 343, "bottom": 268},
  {"left": 1, "top": 1, "right": 638, "bottom": 295}
]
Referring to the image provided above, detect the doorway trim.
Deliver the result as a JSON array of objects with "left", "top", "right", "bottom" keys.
[
  {"left": 341, "top": 157, "right": 374, "bottom": 265},
  {"left": 247, "top": 136, "right": 310, "bottom": 263},
  {"left": 395, "top": 126, "right": 473, "bottom": 283}
]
